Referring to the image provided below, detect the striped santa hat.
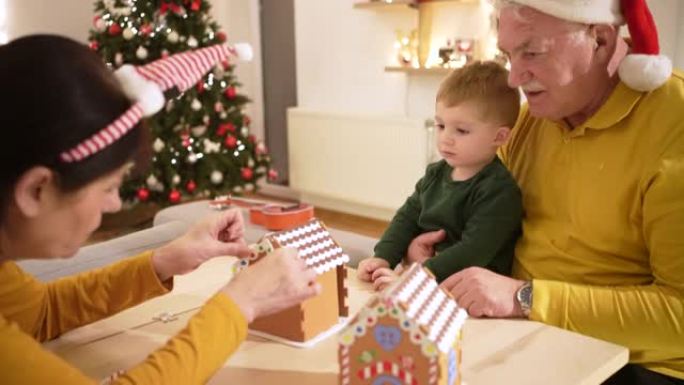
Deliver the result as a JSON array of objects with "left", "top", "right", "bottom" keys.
[
  {"left": 502, "top": 0, "right": 672, "bottom": 92},
  {"left": 59, "top": 43, "right": 253, "bottom": 163}
]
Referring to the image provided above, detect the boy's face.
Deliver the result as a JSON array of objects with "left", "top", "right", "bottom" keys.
[{"left": 434, "top": 101, "right": 505, "bottom": 169}]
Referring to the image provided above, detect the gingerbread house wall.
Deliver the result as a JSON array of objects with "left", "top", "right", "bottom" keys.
[
  {"left": 250, "top": 268, "right": 340, "bottom": 342},
  {"left": 437, "top": 335, "right": 462, "bottom": 385},
  {"left": 346, "top": 314, "right": 432, "bottom": 385}
]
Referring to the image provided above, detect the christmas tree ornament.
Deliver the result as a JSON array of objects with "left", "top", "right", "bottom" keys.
[
  {"left": 243, "top": 115, "right": 251, "bottom": 126},
  {"left": 197, "top": 81, "right": 205, "bottom": 93},
  {"left": 216, "top": 31, "right": 227, "bottom": 42},
  {"left": 187, "top": 153, "right": 198, "bottom": 163},
  {"left": 188, "top": 0, "right": 201, "bottom": 11},
  {"left": 245, "top": 183, "right": 255, "bottom": 192},
  {"left": 115, "top": 52, "right": 124, "bottom": 66},
  {"left": 93, "top": 16, "right": 106, "bottom": 32},
  {"left": 186, "top": 180, "right": 197, "bottom": 193},
  {"left": 202, "top": 114, "right": 210, "bottom": 124},
  {"left": 136, "top": 187, "right": 150, "bottom": 202},
  {"left": 268, "top": 168, "right": 279, "bottom": 181},
  {"left": 140, "top": 23, "right": 153, "bottom": 36},
  {"left": 224, "top": 135, "right": 238, "bottom": 149},
  {"left": 249, "top": 135, "right": 257, "bottom": 144},
  {"left": 210, "top": 170, "right": 224, "bottom": 184},
  {"left": 213, "top": 65, "right": 224, "bottom": 78},
  {"left": 191, "top": 98, "right": 202, "bottom": 111},
  {"left": 219, "top": 112, "right": 228, "bottom": 119},
  {"left": 136, "top": 46, "right": 148, "bottom": 60},
  {"left": 214, "top": 101, "right": 223, "bottom": 112},
  {"left": 225, "top": 86, "right": 237, "bottom": 99},
  {"left": 232, "top": 185, "right": 243, "bottom": 194},
  {"left": 169, "top": 189, "right": 181, "bottom": 203},
  {"left": 191, "top": 125, "right": 207, "bottom": 136},
  {"left": 123, "top": 28, "right": 135, "bottom": 40},
  {"left": 256, "top": 142, "right": 267, "bottom": 155},
  {"left": 153, "top": 138, "right": 165, "bottom": 152},
  {"left": 89, "top": 41, "right": 99, "bottom": 51},
  {"left": 247, "top": 158, "right": 255, "bottom": 168},
  {"left": 165, "top": 99, "right": 174, "bottom": 112},
  {"left": 172, "top": 175, "right": 181, "bottom": 185},
  {"left": 108, "top": 23, "right": 122, "bottom": 36},
  {"left": 241, "top": 167, "right": 254, "bottom": 181},
  {"left": 161, "top": 49, "right": 170, "bottom": 58},
  {"left": 188, "top": 36, "right": 199, "bottom": 48},
  {"left": 240, "top": 126, "right": 249, "bottom": 137},
  {"left": 180, "top": 35, "right": 187, "bottom": 43},
  {"left": 203, "top": 139, "right": 220, "bottom": 153},
  {"left": 167, "top": 30, "right": 180, "bottom": 43}
]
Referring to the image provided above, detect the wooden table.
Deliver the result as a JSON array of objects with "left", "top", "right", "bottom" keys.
[{"left": 44, "top": 257, "right": 628, "bottom": 385}]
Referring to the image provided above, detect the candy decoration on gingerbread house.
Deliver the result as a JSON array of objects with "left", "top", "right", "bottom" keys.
[
  {"left": 339, "top": 263, "right": 468, "bottom": 385},
  {"left": 246, "top": 218, "right": 350, "bottom": 343}
]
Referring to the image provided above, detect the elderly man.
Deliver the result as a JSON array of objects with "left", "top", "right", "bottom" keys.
[{"left": 416, "top": 0, "right": 684, "bottom": 383}]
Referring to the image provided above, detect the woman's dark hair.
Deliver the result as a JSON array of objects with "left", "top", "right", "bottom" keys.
[{"left": 0, "top": 35, "right": 147, "bottom": 220}]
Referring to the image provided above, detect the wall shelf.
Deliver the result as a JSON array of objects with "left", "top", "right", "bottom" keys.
[
  {"left": 385, "top": 66, "right": 452, "bottom": 75},
  {"left": 353, "top": 1, "right": 418, "bottom": 10}
]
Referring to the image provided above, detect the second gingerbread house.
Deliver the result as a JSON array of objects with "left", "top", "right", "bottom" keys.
[{"left": 245, "top": 218, "right": 350, "bottom": 343}]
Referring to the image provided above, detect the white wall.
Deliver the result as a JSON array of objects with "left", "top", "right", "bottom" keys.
[
  {"left": 647, "top": 0, "right": 681, "bottom": 69},
  {"left": 2, "top": 0, "right": 264, "bottom": 138}
]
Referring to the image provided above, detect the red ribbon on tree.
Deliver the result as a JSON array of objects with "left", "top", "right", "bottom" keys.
[{"left": 159, "top": 1, "right": 183, "bottom": 15}]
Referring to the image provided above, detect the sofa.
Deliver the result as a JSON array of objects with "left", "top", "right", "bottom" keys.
[{"left": 18, "top": 200, "right": 377, "bottom": 281}]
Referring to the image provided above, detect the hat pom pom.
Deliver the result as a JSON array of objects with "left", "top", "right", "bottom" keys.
[
  {"left": 233, "top": 43, "right": 253, "bottom": 62},
  {"left": 115, "top": 65, "right": 165, "bottom": 116},
  {"left": 618, "top": 54, "right": 672, "bottom": 92}
]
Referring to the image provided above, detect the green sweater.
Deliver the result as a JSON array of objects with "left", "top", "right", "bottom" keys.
[{"left": 374, "top": 157, "right": 523, "bottom": 282}]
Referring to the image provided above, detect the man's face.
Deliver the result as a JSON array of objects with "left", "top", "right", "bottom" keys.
[{"left": 498, "top": 6, "right": 598, "bottom": 121}]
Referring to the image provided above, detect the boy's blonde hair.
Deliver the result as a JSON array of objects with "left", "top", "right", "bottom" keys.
[{"left": 436, "top": 61, "right": 520, "bottom": 128}]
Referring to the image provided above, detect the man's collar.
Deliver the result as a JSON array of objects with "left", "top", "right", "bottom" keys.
[{"left": 582, "top": 81, "right": 643, "bottom": 131}]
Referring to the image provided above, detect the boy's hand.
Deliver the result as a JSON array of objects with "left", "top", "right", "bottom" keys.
[
  {"left": 357, "top": 257, "right": 390, "bottom": 282},
  {"left": 406, "top": 229, "right": 446, "bottom": 264},
  {"left": 371, "top": 267, "right": 399, "bottom": 291}
]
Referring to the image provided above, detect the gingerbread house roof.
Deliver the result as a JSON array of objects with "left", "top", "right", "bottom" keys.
[
  {"left": 340, "top": 264, "right": 466, "bottom": 355},
  {"left": 385, "top": 264, "right": 467, "bottom": 353},
  {"left": 258, "top": 218, "right": 350, "bottom": 274}
]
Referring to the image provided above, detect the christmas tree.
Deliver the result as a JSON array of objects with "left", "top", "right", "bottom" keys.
[{"left": 88, "top": 0, "right": 276, "bottom": 206}]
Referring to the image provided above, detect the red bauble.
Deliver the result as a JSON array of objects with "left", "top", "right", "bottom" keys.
[
  {"left": 169, "top": 189, "right": 181, "bottom": 204},
  {"left": 222, "top": 59, "right": 231, "bottom": 70},
  {"left": 140, "top": 23, "right": 153, "bottom": 36},
  {"left": 224, "top": 135, "right": 238, "bottom": 148},
  {"left": 216, "top": 32, "right": 227, "bottom": 42},
  {"left": 217, "top": 122, "right": 235, "bottom": 136},
  {"left": 225, "top": 86, "right": 237, "bottom": 99},
  {"left": 137, "top": 188, "right": 150, "bottom": 202},
  {"left": 241, "top": 167, "right": 254, "bottom": 181},
  {"left": 196, "top": 81, "right": 205, "bottom": 93},
  {"left": 267, "top": 169, "right": 279, "bottom": 181},
  {"left": 89, "top": 41, "right": 99, "bottom": 51},
  {"left": 186, "top": 180, "right": 197, "bottom": 193},
  {"left": 108, "top": 24, "right": 122, "bottom": 36},
  {"left": 181, "top": 132, "right": 191, "bottom": 147},
  {"left": 243, "top": 115, "right": 251, "bottom": 126}
]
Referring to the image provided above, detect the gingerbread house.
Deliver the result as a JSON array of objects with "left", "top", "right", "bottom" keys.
[
  {"left": 339, "top": 263, "right": 468, "bottom": 385},
  {"left": 245, "top": 218, "right": 350, "bottom": 343}
]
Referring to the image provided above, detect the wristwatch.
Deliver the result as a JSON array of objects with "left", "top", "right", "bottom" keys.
[{"left": 515, "top": 281, "right": 533, "bottom": 318}]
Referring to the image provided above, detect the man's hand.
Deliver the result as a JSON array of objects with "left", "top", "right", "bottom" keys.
[
  {"left": 440, "top": 267, "right": 527, "bottom": 318},
  {"left": 406, "top": 229, "right": 446, "bottom": 264},
  {"left": 357, "top": 257, "right": 390, "bottom": 282}
]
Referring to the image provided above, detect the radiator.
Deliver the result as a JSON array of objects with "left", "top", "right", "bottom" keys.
[{"left": 288, "top": 108, "right": 434, "bottom": 220}]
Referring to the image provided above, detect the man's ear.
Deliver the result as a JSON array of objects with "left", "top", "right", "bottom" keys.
[
  {"left": 13, "top": 167, "right": 56, "bottom": 218},
  {"left": 493, "top": 126, "right": 512, "bottom": 146},
  {"left": 590, "top": 24, "right": 618, "bottom": 62}
]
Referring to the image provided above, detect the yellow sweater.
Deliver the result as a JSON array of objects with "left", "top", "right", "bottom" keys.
[
  {"left": 500, "top": 71, "right": 684, "bottom": 379},
  {"left": 0, "top": 252, "right": 247, "bottom": 384}
]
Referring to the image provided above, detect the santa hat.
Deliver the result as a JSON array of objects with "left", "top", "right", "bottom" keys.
[
  {"left": 59, "top": 42, "right": 253, "bottom": 163},
  {"left": 503, "top": 0, "right": 672, "bottom": 92}
]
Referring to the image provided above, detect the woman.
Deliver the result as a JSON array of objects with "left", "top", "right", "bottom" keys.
[{"left": 0, "top": 35, "right": 320, "bottom": 384}]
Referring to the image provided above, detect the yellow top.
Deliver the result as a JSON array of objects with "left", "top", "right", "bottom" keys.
[
  {"left": 0, "top": 252, "right": 248, "bottom": 384},
  {"left": 500, "top": 70, "right": 684, "bottom": 379}
]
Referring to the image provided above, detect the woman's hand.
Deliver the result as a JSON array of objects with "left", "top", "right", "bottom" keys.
[
  {"left": 222, "top": 247, "right": 321, "bottom": 322},
  {"left": 151, "top": 209, "right": 252, "bottom": 282}
]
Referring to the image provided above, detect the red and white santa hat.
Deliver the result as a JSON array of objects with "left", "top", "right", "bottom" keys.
[
  {"left": 503, "top": 0, "right": 672, "bottom": 92},
  {"left": 59, "top": 42, "right": 253, "bottom": 163}
]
